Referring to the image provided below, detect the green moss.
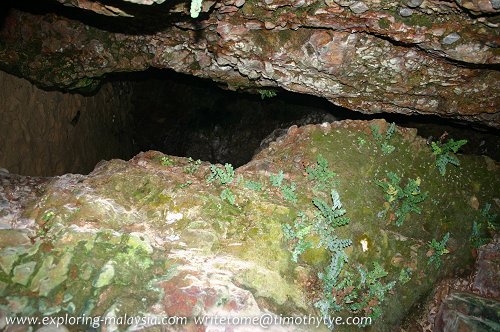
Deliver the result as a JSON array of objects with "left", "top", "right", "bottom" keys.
[
  {"left": 235, "top": 268, "right": 306, "bottom": 309},
  {"left": 378, "top": 18, "right": 391, "bottom": 29},
  {"left": 397, "top": 14, "right": 435, "bottom": 28},
  {"left": 1, "top": 121, "right": 497, "bottom": 330},
  {"left": 0, "top": 228, "right": 174, "bottom": 322}
]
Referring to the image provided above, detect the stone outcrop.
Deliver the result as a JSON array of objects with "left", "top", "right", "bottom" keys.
[
  {"left": 0, "top": 120, "right": 498, "bottom": 331},
  {"left": 409, "top": 236, "right": 500, "bottom": 331},
  {"left": 0, "top": 0, "right": 499, "bottom": 127}
]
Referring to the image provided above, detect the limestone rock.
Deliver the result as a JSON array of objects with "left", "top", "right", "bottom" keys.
[
  {"left": 0, "top": 120, "right": 498, "bottom": 330},
  {"left": 434, "top": 292, "right": 500, "bottom": 331},
  {"left": 0, "top": 1, "right": 498, "bottom": 127}
]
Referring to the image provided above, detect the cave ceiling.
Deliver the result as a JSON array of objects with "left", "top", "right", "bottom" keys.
[{"left": 0, "top": 0, "right": 499, "bottom": 127}]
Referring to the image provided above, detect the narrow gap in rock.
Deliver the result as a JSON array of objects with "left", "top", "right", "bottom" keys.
[{"left": 0, "top": 68, "right": 498, "bottom": 177}]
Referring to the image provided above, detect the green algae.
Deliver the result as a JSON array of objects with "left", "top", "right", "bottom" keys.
[
  {"left": 292, "top": 124, "right": 498, "bottom": 327},
  {"left": 0, "top": 120, "right": 497, "bottom": 330},
  {"left": 12, "top": 261, "right": 37, "bottom": 286},
  {"left": 0, "top": 248, "right": 20, "bottom": 275},
  {"left": 235, "top": 268, "right": 307, "bottom": 310},
  {"left": 378, "top": 18, "right": 391, "bottom": 29},
  {"left": 0, "top": 227, "right": 175, "bottom": 323},
  {"left": 93, "top": 260, "right": 115, "bottom": 288}
]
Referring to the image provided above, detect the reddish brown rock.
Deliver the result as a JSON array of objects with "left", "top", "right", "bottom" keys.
[{"left": 0, "top": 0, "right": 498, "bottom": 127}]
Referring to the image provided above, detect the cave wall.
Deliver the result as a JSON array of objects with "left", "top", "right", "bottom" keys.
[
  {"left": 0, "top": 2, "right": 498, "bottom": 127},
  {"left": 0, "top": 70, "right": 134, "bottom": 176}
]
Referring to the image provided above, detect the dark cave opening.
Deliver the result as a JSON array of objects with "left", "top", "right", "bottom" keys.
[
  {"left": 0, "top": 68, "right": 499, "bottom": 177},
  {"left": 122, "top": 69, "right": 352, "bottom": 167},
  {"left": 120, "top": 69, "right": 500, "bottom": 166}
]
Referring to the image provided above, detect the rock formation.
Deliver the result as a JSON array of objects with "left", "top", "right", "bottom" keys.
[
  {"left": 1, "top": 0, "right": 499, "bottom": 127},
  {"left": 0, "top": 120, "right": 498, "bottom": 330}
]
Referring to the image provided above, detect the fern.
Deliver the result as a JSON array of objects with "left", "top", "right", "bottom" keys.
[
  {"left": 244, "top": 180, "right": 262, "bottom": 191},
  {"left": 184, "top": 158, "right": 202, "bottom": 174},
  {"left": 428, "top": 232, "right": 450, "bottom": 268},
  {"left": 431, "top": 139, "right": 467, "bottom": 175},
  {"left": 281, "top": 212, "right": 313, "bottom": 263},
  {"left": 398, "top": 267, "right": 412, "bottom": 285},
  {"left": 270, "top": 171, "right": 285, "bottom": 187},
  {"left": 385, "top": 122, "right": 396, "bottom": 141},
  {"left": 306, "top": 155, "right": 336, "bottom": 191},
  {"left": 349, "top": 262, "right": 395, "bottom": 323},
  {"left": 160, "top": 156, "right": 174, "bottom": 166},
  {"left": 313, "top": 190, "right": 350, "bottom": 229},
  {"left": 324, "top": 236, "right": 352, "bottom": 254},
  {"left": 220, "top": 188, "right": 236, "bottom": 205},
  {"left": 471, "top": 203, "right": 498, "bottom": 248},
  {"left": 207, "top": 163, "right": 235, "bottom": 185},
  {"left": 370, "top": 125, "right": 383, "bottom": 142},
  {"left": 370, "top": 123, "right": 396, "bottom": 155},
  {"left": 377, "top": 172, "right": 428, "bottom": 226},
  {"left": 258, "top": 89, "right": 277, "bottom": 99},
  {"left": 270, "top": 171, "right": 297, "bottom": 203},
  {"left": 281, "top": 182, "right": 297, "bottom": 203}
]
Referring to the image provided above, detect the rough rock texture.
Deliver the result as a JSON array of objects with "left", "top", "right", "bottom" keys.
[
  {"left": 402, "top": 235, "right": 500, "bottom": 331},
  {"left": 0, "top": 120, "right": 498, "bottom": 331},
  {"left": 434, "top": 292, "right": 500, "bottom": 331},
  {"left": 0, "top": 70, "right": 135, "bottom": 176},
  {"left": 0, "top": 0, "right": 499, "bottom": 127},
  {"left": 433, "top": 237, "right": 500, "bottom": 331}
]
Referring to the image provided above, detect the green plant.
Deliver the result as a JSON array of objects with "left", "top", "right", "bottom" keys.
[
  {"left": 349, "top": 263, "right": 396, "bottom": 322},
  {"left": 370, "top": 123, "right": 396, "bottom": 155},
  {"left": 471, "top": 203, "right": 498, "bottom": 248},
  {"left": 220, "top": 188, "right": 236, "bottom": 205},
  {"left": 160, "top": 156, "right": 174, "bottom": 166},
  {"left": 184, "top": 158, "right": 202, "bottom": 174},
  {"left": 289, "top": 190, "right": 353, "bottom": 319},
  {"left": 281, "top": 183, "right": 298, "bottom": 203},
  {"left": 257, "top": 89, "right": 277, "bottom": 100},
  {"left": 282, "top": 213, "right": 313, "bottom": 262},
  {"left": 313, "top": 190, "right": 350, "bottom": 231},
  {"left": 428, "top": 232, "right": 450, "bottom": 268},
  {"left": 41, "top": 211, "right": 55, "bottom": 222},
  {"left": 431, "top": 138, "right": 467, "bottom": 175},
  {"left": 283, "top": 189, "right": 396, "bottom": 325},
  {"left": 244, "top": 180, "right": 263, "bottom": 191},
  {"left": 357, "top": 137, "right": 366, "bottom": 148},
  {"left": 306, "top": 155, "right": 336, "bottom": 191},
  {"left": 178, "top": 181, "right": 193, "bottom": 189},
  {"left": 270, "top": 171, "right": 297, "bottom": 203},
  {"left": 398, "top": 267, "right": 412, "bottom": 285},
  {"left": 207, "top": 163, "right": 235, "bottom": 185},
  {"left": 270, "top": 171, "right": 285, "bottom": 187},
  {"left": 376, "top": 172, "right": 428, "bottom": 226}
]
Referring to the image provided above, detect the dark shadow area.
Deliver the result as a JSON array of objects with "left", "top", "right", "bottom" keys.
[
  {"left": 1, "top": 0, "right": 198, "bottom": 35},
  {"left": 1, "top": 66, "right": 498, "bottom": 177},
  {"left": 106, "top": 69, "right": 500, "bottom": 166},
  {"left": 110, "top": 69, "right": 353, "bottom": 167}
]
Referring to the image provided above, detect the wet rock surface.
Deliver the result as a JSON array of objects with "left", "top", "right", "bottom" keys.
[
  {"left": 0, "top": 0, "right": 499, "bottom": 127},
  {"left": 0, "top": 120, "right": 498, "bottom": 331}
]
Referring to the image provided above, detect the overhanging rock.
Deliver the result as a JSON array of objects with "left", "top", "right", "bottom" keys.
[{"left": 0, "top": 0, "right": 499, "bottom": 127}]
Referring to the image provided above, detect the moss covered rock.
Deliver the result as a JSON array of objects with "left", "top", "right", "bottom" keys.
[{"left": 0, "top": 120, "right": 498, "bottom": 331}]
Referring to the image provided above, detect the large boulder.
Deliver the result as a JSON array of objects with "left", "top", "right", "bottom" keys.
[{"left": 0, "top": 120, "right": 498, "bottom": 331}]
